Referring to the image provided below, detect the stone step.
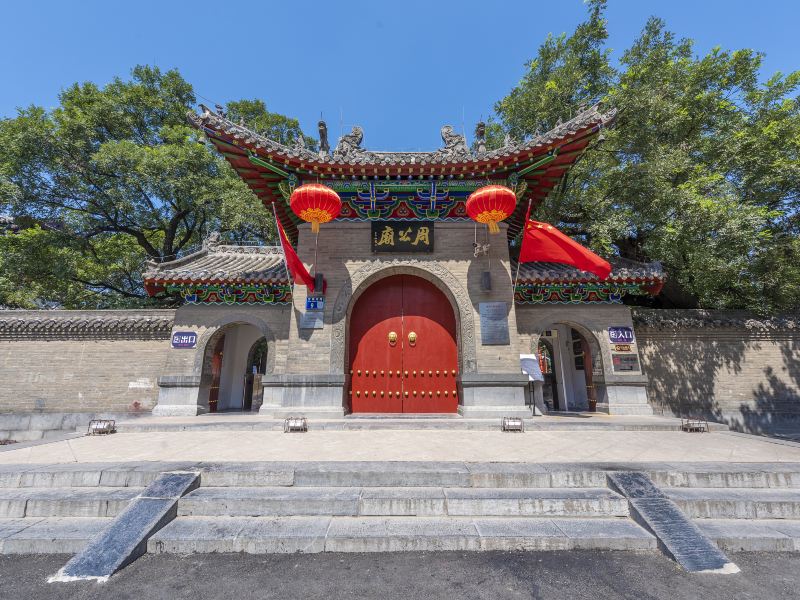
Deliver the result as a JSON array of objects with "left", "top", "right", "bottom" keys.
[
  {"left": 177, "top": 487, "right": 628, "bottom": 518},
  {"left": 0, "top": 517, "right": 111, "bottom": 553},
  {"left": 650, "top": 468, "right": 800, "bottom": 489},
  {"left": 664, "top": 487, "right": 800, "bottom": 519},
  {"left": 148, "top": 516, "right": 655, "bottom": 554},
  {"left": 0, "top": 487, "right": 141, "bottom": 518},
  {"left": 288, "top": 462, "right": 608, "bottom": 488},
  {"left": 0, "top": 463, "right": 190, "bottom": 488},
  {"left": 696, "top": 519, "right": 800, "bottom": 552}
]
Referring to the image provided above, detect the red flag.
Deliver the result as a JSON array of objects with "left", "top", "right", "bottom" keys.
[
  {"left": 519, "top": 220, "right": 612, "bottom": 279},
  {"left": 277, "top": 220, "right": 316, "bottom": 291}
]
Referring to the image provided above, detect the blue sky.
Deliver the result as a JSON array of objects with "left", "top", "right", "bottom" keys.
[{"left": 1, "top": 1, "right": 796, "bottom": 151}]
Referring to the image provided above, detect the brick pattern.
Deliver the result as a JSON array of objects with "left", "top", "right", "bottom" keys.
[
  {"left": 0, "top": 337, "right": 169, "bottom": 414},
  {"left": 288, "top": 221, "right": 524, "bottom": 375},
  {"left": 638, "top": 328, "right": 800, "bottom": 431}
]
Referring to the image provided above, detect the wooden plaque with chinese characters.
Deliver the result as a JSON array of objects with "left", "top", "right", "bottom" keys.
[{"left": 371, "top": 221, "right": 434, "bottom": 253}]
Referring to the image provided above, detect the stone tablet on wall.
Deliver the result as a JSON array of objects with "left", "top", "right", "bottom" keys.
[
  {"left": 612, "top": 353, "right": 640, "bottom": 372},
  {"left": 299, "top": 310, "right": 324, "bottom": 330},
  {"left": 479, "top": 302, "right": 510, "bottom": 345}
]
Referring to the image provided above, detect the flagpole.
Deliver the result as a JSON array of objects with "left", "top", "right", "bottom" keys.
[
  {"left": 513, "top": 198, "right": 533, "bottom": 292},
  {"left": 271, "top": 201, "right": 293, "bottom": 286}
]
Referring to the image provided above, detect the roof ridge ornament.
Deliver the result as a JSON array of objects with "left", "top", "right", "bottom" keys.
[
  {"left": 474, "top": 122, "right": 486, "bottom": 155},
  {"left": 333, "top": 126, "right": 365, "bottom": 160},
  {"left": 318, "top": 120, "right": 330, "bottom": 157},
  {"left": 438, "top": 125, "right": 471, "bottom": 160},
  {"left": 203, "top": 231, "right": 222, "bottom": 250}
]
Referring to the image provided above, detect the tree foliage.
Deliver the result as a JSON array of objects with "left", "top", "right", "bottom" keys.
[
  {"left": 0, "top": 66, "right": 310, "bottom": 308},
  {"left": 495, "top": 1, "right": 800, "bottom": 313}
]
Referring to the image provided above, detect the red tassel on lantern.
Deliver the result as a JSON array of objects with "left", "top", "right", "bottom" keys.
[
  {"left": 466, "top": 185, "right": 517, "bottom": 234},
  {"left": 289, "top": 183, "right": 342, "bottom": 233}
]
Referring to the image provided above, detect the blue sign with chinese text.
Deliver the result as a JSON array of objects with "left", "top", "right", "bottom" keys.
[
  {"left": 306, "top": 296, "right": 325, "bottom": 311},
  {"left": 608, "top": 326, "right": 635, "bottom": 344},
  {"left": 171, "top": 331, "right": 198, "bottom": 349}
]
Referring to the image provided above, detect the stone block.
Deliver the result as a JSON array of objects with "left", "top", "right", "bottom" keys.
[
  {"left": 551, "top": 518, "right": 656, "bottom": 550},
  {"left": 293, "top": 461, "right": 471, "bottom": 487},
  {"left": 196, "top": 463, "right": 294, "bottom": 487},
  {"left": 149, "top": 516, "right": 331, "bottom": 554},
  {"left": 177, "top": 487, "right": 360, "bottom": 517},
  {"left": 1, "top": 517, "right": 111, "bottom": 554},
  {"left": 466, "top": 463, "right": 551, "bottom": 488},
  {"left": 665, "top": 487, "right": 800, "bottom": 519},
  {"left": 324, "top": 517, "right": 482, "bottom": 552},
  {"left": 359, "top": 488, "right": 446, "bottom": 516},
  {"left": 443, "top": 488, "right": 629, "bottom": 517},
  {"left": 22, "top": 487, "right": 141, "bottom": 518},
  {"left": 697, "top": 519, "right": 796, "bottom": 552},
  {"left": 474, "top": 517, "right": 569, "bottom": 551}
]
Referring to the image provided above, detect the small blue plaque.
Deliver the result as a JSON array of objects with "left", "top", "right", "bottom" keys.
[
  {"left": 608, "top": 326, "right": 635, "bottom": 344},
  {"left": 306, "top": 296, "right": 325, "bottom": 311},
  {"left": 171, "top": 331, "right": 197, "bottom": 349}
]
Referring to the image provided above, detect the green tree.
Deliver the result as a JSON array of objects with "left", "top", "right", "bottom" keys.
[
  {"left": 0, "top": 66, "right": 310, "bottom": 308},
  {"left": 494, "top": 3, "right": 800, "bottom": 313},
  {"left": 226, "top": 99, "right": 317, "bottom": 150}
]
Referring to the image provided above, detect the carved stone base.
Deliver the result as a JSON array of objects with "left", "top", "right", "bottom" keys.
[
  {"left": 458, "top": 373, "right": 533, "bottom": 418},
  {"left": 260, "top": 374, "right": 346, "bottom": 418},
  {"left": 152, "top": 375, "right": 205, "bottom": 417}
]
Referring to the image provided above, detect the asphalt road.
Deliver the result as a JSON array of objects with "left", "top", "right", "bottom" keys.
[{"left": 2, "top": 551, "right": 800, "bottom": 600}]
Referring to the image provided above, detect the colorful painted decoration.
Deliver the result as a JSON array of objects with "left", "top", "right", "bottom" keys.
[
  {"left": 514, "top": 282, "right": 650, "bottom": 304},
  {"left": 466, "top": 185, "right": 517, "bottom": 234},
  {"left": 165, "top": 283, "right": 292, "bottom": 305},
  {"left": 289, "top": 183, "right": 342, "bottom": 233}
]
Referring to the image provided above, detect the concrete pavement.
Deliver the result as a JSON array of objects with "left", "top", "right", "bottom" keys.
[
  {"left": 3, "top": 551, "right": 800, "bottom": 600},
  {"left": 1, "top": 429, "right": 799, "bottom": 464}
]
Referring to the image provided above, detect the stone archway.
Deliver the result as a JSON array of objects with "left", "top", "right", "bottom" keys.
[
  {"left": 192, "top": 311, "right": 278, "bottom": 377},
  {"left": 534, "top": 320, "right": 605, "bottom": 412},
  {"left": 330, "top": 259, "right": 477, "bottom": 375}
]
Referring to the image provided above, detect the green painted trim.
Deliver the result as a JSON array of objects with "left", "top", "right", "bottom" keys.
[
  {"left": 248, "top": 155, "right": 290, "bottom": 178},
  {"left": 517, "top": 152, "right": 558, "bottom": 177}
]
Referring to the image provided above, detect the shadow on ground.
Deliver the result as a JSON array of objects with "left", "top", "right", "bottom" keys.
[{"left": 2, "top": 551, "right": 799, "bottom": 600}]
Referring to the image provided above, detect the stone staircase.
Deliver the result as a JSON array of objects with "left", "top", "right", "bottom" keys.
[
  {"left": 649, "top": 467, "right": 800, "bottom": 552},
  {"left": 2, "top": 462, "right": 800, "bottom": 556},
  {"left": 149, "top": 462, "right": 653, "bottom": 553},
  {"left": 0, "top": 463, "right": 163, "bottom": 554}
]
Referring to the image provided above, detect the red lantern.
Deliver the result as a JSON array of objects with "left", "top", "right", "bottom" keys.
[
  {"left": 289, "top": 183, "right": 342, "bottom": 233},
  {"left": 466, "top": 185, "right": 517, "bottom": 234}
]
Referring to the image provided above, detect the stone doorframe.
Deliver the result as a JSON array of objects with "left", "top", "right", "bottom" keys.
[
  {"left": 330, "top": 259, "right": 477, "bottom": 375},
  {"left": 154, "top": 310, "right": 278, "bottom": 417},
  {"left": 191, "top": 312, "right": 278, "bottom": 378}
]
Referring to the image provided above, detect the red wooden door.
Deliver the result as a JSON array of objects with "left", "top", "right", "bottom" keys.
[
  {"left": 349, "top": 275, "right": 458, "bottom": 413},
  {"left": 401, "top": 276, "right": 458, "bottom": 412},
  {"left": 208, "top": 336, "right": 225, "bottom": 413},
  {"left": 349, "top": 277, "right": 404, "bottom": 412}
]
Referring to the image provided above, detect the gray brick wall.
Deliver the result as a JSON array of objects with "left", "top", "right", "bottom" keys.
[
  {"left": 637, "top": 325, "right": 800, "bottom": 432},
  {"left": 0, "top": 310, "right": 174, "bottom": 415}
]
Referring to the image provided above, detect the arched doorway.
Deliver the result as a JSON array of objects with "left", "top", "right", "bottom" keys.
[
  {"left": 537, "top": 324, "right": 602, "bottom": 412},
  {"left": 200, "top": 323, "right": 266, "bottom": 412},
  {"left": 348, "top": 274, "right": 459, "bottom": 413}
]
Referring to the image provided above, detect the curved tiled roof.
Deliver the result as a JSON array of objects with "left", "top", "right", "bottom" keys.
[
  {"left": 188, "top": 103, "right": 615, "bottom": 168},
  {"left": 0, "top": 310, "right": 175, "bottom": 339},
  {"left": 143, "top": 244, "right": 288, "bottom": 287},
  {"left": 515, "top": 257, "right": 665, "bottom": 285}
]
